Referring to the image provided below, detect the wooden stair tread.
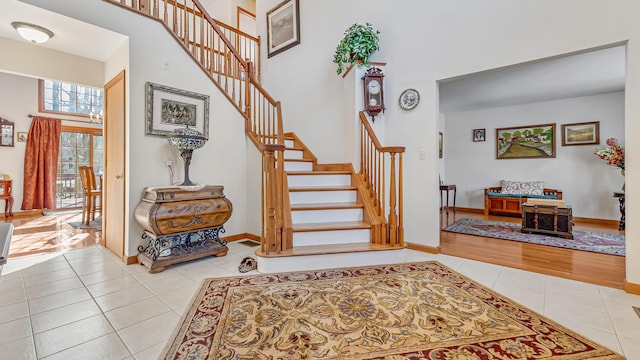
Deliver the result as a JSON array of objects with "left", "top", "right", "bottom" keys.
[
  {"left": 291, "top": 202, "right": 363, "bottom": 210},
  {"left": 256, "top": 242, "right": 404, "bottom": 257},
  {"left": 287, "top": 170, "right": 351, "bottom": 175},
  {"left": 293, "top": 221, "right": 370, "bottom": 232},
  {"left": 285, "top": 146, "right": 304, "bottom": 151},
  {"left": 288, "top": 186, "right": 357, "bottom": 192}
]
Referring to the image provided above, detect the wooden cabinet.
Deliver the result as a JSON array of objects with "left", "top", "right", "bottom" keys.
[
  {"left": 0, "top": 180, "right": 14, "bottom": 218},
  {"left": 134, "top": 185, "right": 232, "bottom": 272}
]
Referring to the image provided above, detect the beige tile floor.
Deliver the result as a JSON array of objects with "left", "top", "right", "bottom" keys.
[{"left": 0, "top": 242, "right": 639, "bottom": 359}]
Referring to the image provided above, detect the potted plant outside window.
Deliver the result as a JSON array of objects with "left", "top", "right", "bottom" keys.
[{"left": 333, "top": 23, "right": 380, "bottom": 75}]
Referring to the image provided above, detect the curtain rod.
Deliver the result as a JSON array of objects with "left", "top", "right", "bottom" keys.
[{"left": 28, "top": 114, "right": 101, "bottom": 125}]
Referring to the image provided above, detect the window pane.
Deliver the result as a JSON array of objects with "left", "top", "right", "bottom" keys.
[{"left": 41, "top": 80, "right": 103, "bottom": 118}]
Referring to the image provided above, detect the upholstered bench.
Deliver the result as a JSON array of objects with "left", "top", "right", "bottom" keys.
[{"left": 484, "top": 181, "right": 562, "bottom": 217}]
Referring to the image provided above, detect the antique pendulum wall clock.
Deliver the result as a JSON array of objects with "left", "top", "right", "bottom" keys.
[{"left": 362, "top": 67, "right": 385, "bottom": 121}]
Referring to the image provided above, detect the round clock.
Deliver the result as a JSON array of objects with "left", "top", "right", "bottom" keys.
[
  {"left": 399, "top": 88, "right": 420, "bottom": 110},
  {"left": 368, "top": 79, "right": 381, "bottom": 95}
]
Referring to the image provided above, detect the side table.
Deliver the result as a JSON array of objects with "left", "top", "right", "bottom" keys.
[
  {"left": 439, "top": 184, "right": 457, "bottom": 215},
  {"left": 0, "top": 180, "right": 13, "bottom": 218},
  {"left": 613, "top": 192, "right": 625, "bottom": 231}
]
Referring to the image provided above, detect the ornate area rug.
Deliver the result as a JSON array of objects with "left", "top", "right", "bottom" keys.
[
  {"left": 444, "top": 218, "right": 624, "bottom": 256},
  {"left": 161, "top": 261, "right": 624, "bottom": 359}
]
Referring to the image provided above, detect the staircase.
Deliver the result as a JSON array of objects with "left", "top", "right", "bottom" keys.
[
  {"left": 105, "top": 0, "right": 405, "bottom": 265},
  {"left": 277, "top": 136, "right": 372, "bottom": 255}
]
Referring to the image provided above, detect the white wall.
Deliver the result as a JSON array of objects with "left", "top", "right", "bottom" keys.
[
  {"left": 17, "top": 0, "right": 250, "bottom": 257},
  {"left": 0, "top": 37, "right": 104, "bottom": 87},
  {"left": 0, "top": 71, "right": 103, "bottom": 211},
  {"left": 444, "top": 92, "right": 625, "bottom": 220},
  {"left": 256, "top": 0, "right": 640, "bottom": 285}
]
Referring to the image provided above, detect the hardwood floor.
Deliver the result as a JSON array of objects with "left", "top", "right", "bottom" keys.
[
  {"left": 440, "top": 209, "right": 626, "bottom": 289},
  {"left": 4, "top": 211, "right": 102, "bottom": 258}
]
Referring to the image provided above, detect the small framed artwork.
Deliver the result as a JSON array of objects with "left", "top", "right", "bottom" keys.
[
  {"left": 561, "top": 121, "right": 600, "bottom": 146},
  {"left": 438, "top": 132, "right": 443, "bottom": 158},
  {"left": 17, "top": 132, "right": 28, "bottom": 142},
  {"left": 145, "top": 82, "right": 210, "bottom": 139},
  {"left": 473, "top": 128, "right": 486, "bottom": 142},
  {"left": 0, "top": 118, "right": 14, "bottom": 147},
  {"left": 267, "top": 0, "right": 300, "bottom": 58},
  {"left": 496, "top": 123, "right": 555, "bottom": 159}
]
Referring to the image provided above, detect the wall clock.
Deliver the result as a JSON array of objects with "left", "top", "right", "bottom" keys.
[
  {"left": 399, "top": 88, "right": 420, "bottom": 110},
  {"left": 362, "top": 67, "right": 385, "bottom": 121}
]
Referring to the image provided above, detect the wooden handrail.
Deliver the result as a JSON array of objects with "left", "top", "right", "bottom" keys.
[
  {"left": 105, "top": 0, "right": 286, "bottom": 254},
  {"left": 358, "top": 111, "right": 405, "bottom": 247}
]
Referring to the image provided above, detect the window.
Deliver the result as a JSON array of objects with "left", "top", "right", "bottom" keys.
[
  {"left": 40, "top": 79, "right": 104, "bottom": 118},
  {"left": 56, "top": 127, "right": 103, "bottom": 208}
]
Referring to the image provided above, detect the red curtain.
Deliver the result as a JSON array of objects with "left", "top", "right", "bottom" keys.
[{"left": 21, "top": 116, "right": 61, "bottom": 210}]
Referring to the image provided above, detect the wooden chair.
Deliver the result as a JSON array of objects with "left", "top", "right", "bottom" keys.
[{"left": 79, "top": 166, "right": 102, "bottom": 225}]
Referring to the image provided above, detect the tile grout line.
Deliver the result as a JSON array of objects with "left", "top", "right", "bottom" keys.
[
  {"left": 32, "top": 249, "right": 134, "bottom": 359},
  {"left": 595, "top": 285, "right": 626, "bottom": 356}
]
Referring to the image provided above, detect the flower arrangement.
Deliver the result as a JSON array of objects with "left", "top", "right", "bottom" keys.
[{"left": 594, "top": 137, "right": 625, "bottom": 173}]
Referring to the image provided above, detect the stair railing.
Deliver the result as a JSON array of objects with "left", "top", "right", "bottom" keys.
[
  {"left": 105, "top": 0, "right": 288, "bottom": 254},
  {"left": 358, "top": 112, "right": 405, "bottom": 246}
]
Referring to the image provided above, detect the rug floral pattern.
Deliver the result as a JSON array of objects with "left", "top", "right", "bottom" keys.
[
  {"left": 161, "top": 262, "right": 624, "bottom": 359},
  {"left": 444, "top": 218, "right": 625, "bottom": 256}
]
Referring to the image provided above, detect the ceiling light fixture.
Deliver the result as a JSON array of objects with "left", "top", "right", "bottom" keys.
[{"left": 11, "top": 22, "right": 54, "bottom": 44}]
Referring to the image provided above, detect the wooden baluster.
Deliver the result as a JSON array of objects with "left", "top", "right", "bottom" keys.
[
  {"left": 244, "top": 61, "right": 252, "bottom": 120},
  {"left": 172, "top": 0, "right": 177, "bottom": 33}
]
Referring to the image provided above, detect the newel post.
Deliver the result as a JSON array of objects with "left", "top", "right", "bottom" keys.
[{"left": 387, "top": 152, "right": 398, "bottom": 245}]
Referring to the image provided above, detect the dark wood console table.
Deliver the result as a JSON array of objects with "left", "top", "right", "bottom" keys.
[
  {"left": 439, "top": 184, "right": 456, "bottom": 215},
  {"left": 0, "top": 180, "right": 14, "bottom": 218},
  {"left": 613, "top": 192, "right": 625, "bottom": 231},
  {"left": 134, "top": 185, "right": 232, "bottom": 273}
]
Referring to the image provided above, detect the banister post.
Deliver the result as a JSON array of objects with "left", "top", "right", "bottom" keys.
[
  {"left": 387, "top": 152, "right": 398, "bottom": 246},
  {"left": 262, "top": 147, "right": 278, "bottom": 254},
  {"left": 244, "top": 60, "right": 252, "bottom": 126}
]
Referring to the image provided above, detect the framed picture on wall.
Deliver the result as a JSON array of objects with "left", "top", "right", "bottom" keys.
[
  {"left": 145, "top": 82, "right": 210, "bottom": 139},
  {"left": 496, "top": 123, "right": 555, "bottom": 159},
  {"left": 561, "top": 121, "right": 600, "bottom": 146},
  {"left": 17, "top": 132, "right": 28, "bottom": 142},
  {"left": 439, "top": 132, "right": 443, "bottom": 158},
  {"left": 473, "top": 128, "right": 485, "bottom": 142},
  {"left": 266, "top": 0, "right": 300, "bottom": 58}
]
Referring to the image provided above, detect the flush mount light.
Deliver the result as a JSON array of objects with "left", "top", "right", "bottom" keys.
[{"left": 11, "top": 22, "right": 54, "bottom": 44}]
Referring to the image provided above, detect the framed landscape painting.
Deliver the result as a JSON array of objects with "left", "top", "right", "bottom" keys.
[
  {"left": 267, "top": 0, "right": 300, "bottom": 58},
  {"left": 496, "top": 123, "right": 555, "bottom": 159},
  {"left": 561, "top": 121, "right": 599, "bottom": 146}
]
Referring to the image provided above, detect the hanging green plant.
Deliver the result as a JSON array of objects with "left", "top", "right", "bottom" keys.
[{"left": 333, "top": 23, "right": 380, "bottom": 75}]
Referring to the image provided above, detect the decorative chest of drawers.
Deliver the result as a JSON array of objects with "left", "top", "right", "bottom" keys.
[{"left": 134, "top": 185, "right": 232, "bottom": 272}]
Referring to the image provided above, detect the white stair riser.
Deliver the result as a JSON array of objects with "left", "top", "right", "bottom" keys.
[
  {"left": 284, "top": 149, "right": 303, "bottom": 159},
  {"left": 284, "top": 161, "right": 313, "bottom": 172},
  {"left": 288, "top": 174, "right": 351, "bottom": 187},
  {"left": 284, "top": 139, "right": 295, "bottom": 147},
  {"left": 292, "top": 208, "right": 362, "bottom": 224},
  {"left": 289, "top": 190, "right": 357, "bottom": 204},
  {"left": 257, "top": 249, "right": 406, "bottom": 273},
  {"left": 293, "top": 229, "right": 370, "bottom": 247}
]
